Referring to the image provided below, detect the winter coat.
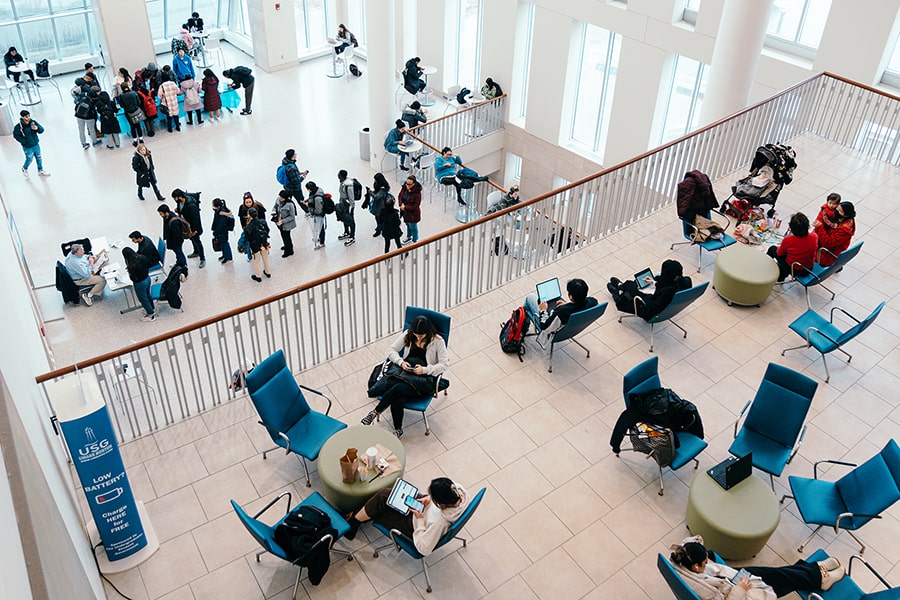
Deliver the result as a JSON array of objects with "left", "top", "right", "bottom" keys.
[
  {"left": 277, "top": 200, "right": 297, "bottom": 231},
  {"left": 238, "top": 201, "right": 266, "bottom": 228},
  {"left": 201, "top": 75, "right": 221, "bottom": 111},
  {"left": 676, "top": 171, "right": 718, "bottom": 219},
  {"left": 157, "top": 81, "right": 181, "bottom": 115},
  {"left": 435, "top": 154, "right": 462, "bottom": 180},
  {"left": 180, "top": 78, "right": 203, "bottom": 111},
  {"left": 211, "top": 208, "right": 233, "bottom": 240},
  {"left": 13, "top": 118, "right": 43, "bottom": 148},
  {"left": 117, "top": 90, "right": 142, "bottom": 116},
  {"left": 383, "top": 127, "right": 404, "bottom": 153},
  {"left": 815, "top": 219, "right": 855, "bottom": 266},
  {"left": 137, "top": 88, "right": 158, "bottom": 118},
  {"left": 398, "top": 181, "right": 422, "bottom": 223},
  {"left": 97, "top": 97, "right": 122, "bottom": 134},
  {"left": 132, "top": 152, "right": 157, "bottom": 187},
  {"left": 401, "top": 104, "right": 427, "bottom": 128},
  {"left": 162, "top": 214, "right": 186, "bottom": 248},
  {"left": 244, "top": 218, "right": 270, "bottom": 253},
  {"left": 380, "top": 205, "right": 403, "bottom": 240},
  {"left": 227, "top": 66, "right": 254, "bottom": 88},
  {"left": 177, "top": 194, "right": 203, "bottom": 236},
  {"left": 282, "top": 158, "right": 306, "bottom": 194}
]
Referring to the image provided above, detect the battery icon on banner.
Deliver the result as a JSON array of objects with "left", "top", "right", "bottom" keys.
[{"left": 96, "top": 487, "right": 124, "bottom": 504}]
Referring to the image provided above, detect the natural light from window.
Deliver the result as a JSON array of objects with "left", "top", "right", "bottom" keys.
[
  {"left": 659, "top": 55, "right": 707, "bottom": 145},
  {"left": 569, "top": 23, "right": 620, "bottom": 161}
]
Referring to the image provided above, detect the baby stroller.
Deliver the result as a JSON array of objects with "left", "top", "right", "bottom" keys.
[{"left": 722, "top": 143, "right": 797, "bottom": 221}]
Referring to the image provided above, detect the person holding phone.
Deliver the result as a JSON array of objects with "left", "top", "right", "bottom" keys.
[
  {"left": 361, "top": 315, "right": 449, "bottom": 438},
  {"left": 670, "top": 536, "right": 844, "bottom": 598},
  {"left": 344, "top": 477, "right": 468, "bottom": 556}
]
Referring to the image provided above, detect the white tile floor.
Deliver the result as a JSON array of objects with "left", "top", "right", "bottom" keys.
[{"left": 5, "top": 46, "right": 900, "bottom": 600}]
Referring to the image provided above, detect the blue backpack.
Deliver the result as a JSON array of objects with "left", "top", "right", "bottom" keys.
[{"left": 276, "top": 164, "right": 289, "bottom": 187}]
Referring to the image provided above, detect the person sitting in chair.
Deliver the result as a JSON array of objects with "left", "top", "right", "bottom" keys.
[
  {"left": 344, "top": 477, "right": 469, "bottom": 557},
  {"left": 608, "top": 259, "right": 691, "bottom": 319},
  {"left": 403, "top": 56, "right": 426, "bottom": 95},
  {"left": 64, "top": 243, "right": 107, "bottom": 306},
  {"left": 766, "top": 212, "right": 817, "bottom": 282},
  {"left": 524, "top": 278, "right": 598, "bottom": 335}
]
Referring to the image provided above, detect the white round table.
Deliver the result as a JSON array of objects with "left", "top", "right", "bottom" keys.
[
  {"left": 327, "top": 39, "right": 344, "bottom": 78},
  {"left": 190, "top": 31, "right": 211, "bottom": 68},
  {"left": 9, "top": 63, "right": 41, "bottom": 105},
  {"left": 420, "top": 65, "right": 438, "bottom": 106}
]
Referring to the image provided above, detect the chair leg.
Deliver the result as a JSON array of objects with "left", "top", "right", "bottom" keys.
[
  {"left": 570, "top": 337, "right": 591, "bottom": 358},
  {"left": 657, "top": 464, "right": 665, "bottom": 496},
  {"left": 847, "top": 530, "right": 866, "bottom": 553},
  {"left": 548, "top": 342, "right": 554, "bottom": 373},
  {"left": 649, "top": 322, "right": 656, "bottom": 353},
  {"left": 670, "top": 239, "right": 693, "bottom": 250},
  {"left": 297, "top": 456, "right": 312, "bottom": 487},
  {"left": 422, "top": 557, "right": 433, "bottom": 593},
  {"left": 261, "top": 445, "right": 280, "bottom": 460},
  {"left": 292, "top": 565, "right": 303, "bottom": 600},
  {"left": 668, "top": 318, "right": 688, "bottom": 339},
  {"left": 768, "top": 473, "right": 775, "bottom": 491},
  {"left": 696, "top": 246, "right": 703, "bottom": 272},
  {"left": 692, "top": 458, "right": 700, "bottom": 469},
  {"left": 422, "top": 410, "right": 430, "bottom": 435},
  {"left": 781, "top": 342, "right": 811, "bottom": 357},
  {"left": 798, "top": 525, "right": 824, "bottom": 552},
  {"left": 821, "top": 353, "right": 831, "bottom": 384}
]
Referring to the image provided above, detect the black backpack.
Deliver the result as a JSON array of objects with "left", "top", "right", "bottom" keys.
[
  {"left": 322, "top": 193, "right": 336, "bottom": 215},
  {"left": 273, "top": 505, "right": 337, "bottom": 562},
  {"left": 499, "top": 307, "right": 529, "bottom": 361},
  {"left": 349, "top": 63, "right": 362, "bottom": 77},
  {"left": 159, "top": 264, "right": 185, "bottom": 309},
  {"left": 456, "top": 87, "right": 471, "bottom": 104},
  {"left": 225, "top": 214, "right": 236, "bottom": 232},
  {"left": 351, "top": 178, "right": 363, "bottom": 201},
  {"left": 74, "top": 95, "right": 94, "bottom": 119},
  {"left": 35, "top": 59, "right": 49, "bottom": 78}
]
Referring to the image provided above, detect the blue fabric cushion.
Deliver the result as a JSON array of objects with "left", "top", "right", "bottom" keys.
[
  {"left": 283, "top": 411, "right": 347, "bottom": 461},
  {"left": 790, "top": 476, "right": 847, "bottom": 527},
  {"left": 671, "top": 432, "right": 708, "bottom": 471},
  {"left": 730, "top": 428, "right": 793, "bottom": 477},
  {"left": 835, "top": 455, "right": 900, "bottom": 528},
  {"left": 788, "top": 310, "right": 842, "bottom": 353}
]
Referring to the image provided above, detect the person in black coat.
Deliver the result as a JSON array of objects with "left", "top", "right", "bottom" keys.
[
  {"left": 158, "top": 203, "right": 187, "bottom": 270},
  {"left": 122, "top": 247, "right": 156, "bottom": 321},
  {"left": 173, "top": 189, "right": 205, "bottom": 268},
  {"left": 132, "top": 144, "right": 164, "bottom": 201},
  {"left": 403, "top": 56, "right": 426, "bottom": 94},
  {"left": 129, "top": 231, "right": 161, "bottom": 265},
  {"left": 380, "top": 196, "right": 403, "bottom": 254},
  {"left": 211, "top": 198, "right": 234, "bottom": 264},
  {"left": 117, "top": 84, "right": 145, "bottom": 141},
  {"left": 608, "top": 259, "right": 692, "bottom": 319}
]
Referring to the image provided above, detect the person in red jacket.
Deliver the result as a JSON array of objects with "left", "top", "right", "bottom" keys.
[
  {"left": 767, "top": 212, "right": 817, "bottom": 281},
  {"left": 815, "top": 201, "right": 856, "bottom": 266}
]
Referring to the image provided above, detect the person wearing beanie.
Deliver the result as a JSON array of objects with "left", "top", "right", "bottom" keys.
[{"left": 280, "top": 148, "right": 308, "bottom": 208}]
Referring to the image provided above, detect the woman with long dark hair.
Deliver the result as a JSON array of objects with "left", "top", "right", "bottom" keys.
[
  {"left": 767, "top": 212, "right": 817, "bottom": 281},
  {"left": 815, "top": 201, "right": 856, "bottom": 266}
]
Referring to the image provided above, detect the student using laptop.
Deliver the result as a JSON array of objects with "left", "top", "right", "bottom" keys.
[
  {"left": 523, "top": 278, "right": 598, "bottom": 333},
  {"left": 343, "top": 477, "right": 469, "bottom": 556},
  {"left": 607, "top": 259, "right": 691, "bottom": 319}
]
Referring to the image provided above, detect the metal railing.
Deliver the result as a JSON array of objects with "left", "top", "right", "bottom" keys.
[
  {"left": 408, "top": 94, "right": 506, "bottom": 150},
  {"left": 35, "top": 72, "right": 900, "bottom": 443}
]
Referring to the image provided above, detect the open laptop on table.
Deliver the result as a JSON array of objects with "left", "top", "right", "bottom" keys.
[
  {"left": 706, "top": 453, "right": 753, "bottom": 490},
  {"left": 536, "top": 277, "right": 563, "bottom": 304}
]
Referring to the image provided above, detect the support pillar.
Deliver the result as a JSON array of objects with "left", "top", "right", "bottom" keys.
[
  {"left": 366, "top": 0, "right": 396, "bottom": 163},
  {"left": 247, "top": 0, "right": 299, "bottom": 73},
  {"left": 91, "top": 0, "right": 155, "bottom": 73},
  {"left": 699, "top": 0, "right": 774, "bottom": 125}
]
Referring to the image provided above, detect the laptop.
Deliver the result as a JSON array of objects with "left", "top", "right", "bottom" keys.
[
  {"left": 634, "top": 267, "right": 655, "bottom": 290},
  {"left": 386, "top": 478, "right": 423, "bottom": 515},
  {"left": 706, "top": 453, "right": 753, "bottom": 490},
  {"left": 536, "top": 277, "right": 563, "bottom": 304}
]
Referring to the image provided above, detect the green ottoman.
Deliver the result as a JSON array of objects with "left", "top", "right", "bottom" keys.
[
  {"left": 317, "top": 425, "right": 406, "bottom": 513},
  {"left": 713, "top": 245, "right": 779, "bottom": 306},
  {"left": 686, "top": 473, "right": 780, "bottom": 560}
]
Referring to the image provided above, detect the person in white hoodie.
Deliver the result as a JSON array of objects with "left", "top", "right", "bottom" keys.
[{"left": 344, "top": 477, "right": 468, "bottom": 555}]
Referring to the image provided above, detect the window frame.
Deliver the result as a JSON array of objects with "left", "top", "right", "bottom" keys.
[
  {"left": 567, "top": 22, "right": 620, "bottom": 157},
  {"left": 764, "top": 0, "right": 831, "bottom": 61},
  {"left": 0, "top": 0, "right": 98, "bottom": 63},
  {"left": 658, "top": 54, "right": 707, "bottom": 145}
]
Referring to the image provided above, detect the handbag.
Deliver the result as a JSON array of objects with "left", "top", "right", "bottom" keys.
[
  {"left": 158, "top": 103, "right": 169, "bottom": 116},
  {"left": 127, "top": 108, "right": 146, "bottom": 124},
  {"left": 628, "top": 422, "right": 675, "bottom": 468},
  {"left": 211, "top": 237, "right": 221, "bottom": 252}
]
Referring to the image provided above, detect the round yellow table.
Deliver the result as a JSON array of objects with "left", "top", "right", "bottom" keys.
[
  {"left": 317, "top": 425, "right": 406, "bottom": 513},
  {"left": 713, "top": 244, "right": 779, "bottom": 306},
  {"left": 686, "top": 473, "right": 780, "bottom": 560}
]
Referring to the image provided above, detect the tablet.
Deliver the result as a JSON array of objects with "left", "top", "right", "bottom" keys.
[
  {"left": 634, "top": 268, "right": 655, "bottom": 290},
  {"left": 536, "top": 277, "right": 562, "bottom": 304},
  {"left": 386, "top": 478, "right": 420, "bottom": 515}
]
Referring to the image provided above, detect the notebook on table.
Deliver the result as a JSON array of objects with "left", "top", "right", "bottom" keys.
[
  {"left": 386, "top": 478, "right": 423, "bottom": 515},
  {"left": 536, "top": 277, "right": 562, "bottom": 304},
  {"left": 707, "top": 453, "right": 753, "bottom": 490},
  {"left": 634, "top": 268, "right": 655, "bottom": 290}
]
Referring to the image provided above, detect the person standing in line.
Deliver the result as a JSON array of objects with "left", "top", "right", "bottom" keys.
[
  {"left": 173, "top": 189, "right": 206, "bottom": 268},
  {"left": 129, "top": 231, "right": 161, "bottom": 266},
  {"left": 398, "top": 175, "right": 422, "bottom": 244},
  {"left": 96, "top": 91, "right": 122, "bottom": 149},
  {"left": 135, "top": 85, "right": 157, "bottom": 137},
  {"left": 274, "top": 190, "right": 297, "bottom": 257},
  {"left": 223, "top": 66, "right": 254, "bottom": 115},
  {"left": 74, "top": 85, "right": 100, "bottom": 149},
  {"left": 158, "top": 78, "right": 181, "bottom": 132},
  {"left": 201, "top": 69, "right": 222, "bottom": 122},
  {"left": 157, "top": 204, "right": 188, "bottom": 271},
  {"left": 13, "top": 110, "right": 50, "bottom": 178},
  {"left": 336, "top": 170, "right": 357, "bottom": 246},
  {"left": 180, "top": 76, "right": 204, "bottom": 125},
  {"left": 244, "top": 208, "right": 271, "bottom": 281},
  {"left": 237, "top": 192, "right": 266, "bottom": 261},
  {"left": 117, "top": 84, "right": 145, "bottom": 142},
  {"left": 132, "top": 143, "right": 165, "bottom": 201},
  {"left": 365, "top": 172, "right": 390, "bottom": 237},
  {"left": 381, "top": 195, "right": 404, "bottom": 254},
  {"left": 305, "top": 181, "right": 328, "bottom": 249},
  {"left": 122, "top": 247, "right": 156, "bottom": 322},
  {"left": 113, "top": 67, "right": 132, "bottom": 97},
  {"left": 281, "top": 149, "right": 308, "bottom": 210},
  {"left": 211, "top": 198, "right": 234, "bottom": 264}
]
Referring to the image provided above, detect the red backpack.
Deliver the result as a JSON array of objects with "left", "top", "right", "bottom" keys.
[
  {"left": 140, "top": 91, "right": 158, "bottom": 118},
  {"left": 499, "top": 307, "right": 530, "bottom": 361}
]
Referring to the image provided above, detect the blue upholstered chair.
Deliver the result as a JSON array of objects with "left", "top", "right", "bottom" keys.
[
  {"left": 246, "top": 349, "right": 347, "bottom": 486},
  {"left": 784, "top": 439, "right": 900, "bottom": 553},
  {"left": 799, "top": 549, "right": 900, "bottom": 599},
  {"left": 788, "top": 241, "right": 863, "bottom": 309},
  {"left": 231, "top": 491, "right": 351, "bottom": 599},
  {"left": 657, "top": 552, "right": 702, "bottom": 600},
  {"left": 618, "top": 282, "right": 709, "bottom": 352},
  {"left": 622, "top": 356, "right": 707, "bottom": 495},
  {"left": 782, "top": 302, "right": 885, "bottom": 383},
  {"left": 670, "top": 208, "right": 737, "bottom": 272},
  {"left": 147, "top": 237, "right": 166, "bottom": 279},
  {"left": 537, "top": 301, "right": 608, "bottom": 372},
  {"left": 729, "top": 363, "right": 817, "bottom": 489},
  {"left": 372, "top": 487, "right": 486, "bottom": 593}
]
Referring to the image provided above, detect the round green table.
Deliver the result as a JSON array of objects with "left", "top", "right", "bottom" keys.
[
  {"left": 317, "top": 425, "right": 406, "bottom": 513},
  {"left": 713, "top": 244, "right": 779, "bottom": 306},
  {"left": 686, "top": 473, "right": 780, "bottom": 560}
]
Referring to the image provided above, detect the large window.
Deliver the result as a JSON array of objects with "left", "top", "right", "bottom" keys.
[
  {"left": 513, "top": 2, "right": 534, "bottom": 119},
  {"left": 451, "top": 0, "right": 482, "bottom": 88},
  {"left": 883, "top": 35, "right": 900, "bottom": 88},
  {"left": 0, "top": 0, "right": 99, "bottom": 62},
  {"left": 766, "top": 0, "right": 831, "bottom": 59},
  {"left": 346, "top": 0, "right": 365, "bottom": 50},
  {"left": 294, "top": 0, "right": 329, "bottom": 54},
  {"left": 683, "top": 0, "right": 701, "bottom": 25},
  {"left": 145, "top": 0, "right": 224, "bottom": 42},
  {"left": 659, "top": 55, "right": 707, "bottom": 144},
  {"left": 569, "top": 24, "right": 620, "bottom": 159}
]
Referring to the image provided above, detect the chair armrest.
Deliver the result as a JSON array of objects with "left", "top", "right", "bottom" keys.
[
  {"left": 848, "top": 554, "right": 894, "bottom": 589},
  {"left": 803, "top": 326, "right": 840, "bottom": 348},
  {"left": 258, "top": 420, "right": 293, "bottom": 454},
  {"left": 836, "top": 512, "right": 882, "bottom": 532},
  {"left": 830, "top": 306, "right": 861, "bottom": 325},
  {"left": 289, "top": 533, "right": 335, "bottom": 566},
  {"left": 632, "top": 294, "right": 646, "bottom": 318},
  {"left": 808, "top": 594, "right": 824, "bottom": 600},
  {"left": 733, "top": 400, "right": 752, "bottom": 438},
  {"left": 388, "top": 527, "right": 414, "bottom": 551},
  {"left": 812, "top": 459, "right": 856, "bottom": 479},
  {"left": 787, "top": 424, "right": 807, "bottom": 464},
  {"left": 252, "top": 490, "right": 292, "bottom": 519},
  {"left": 817, "top": 246, "right": 839, "bottom": 264},
  {"left": 298, "top": 383, "right": 334, "bottom": 415},
  {"left": 710, "top": 208, "right": 733, "bottom": 231}
]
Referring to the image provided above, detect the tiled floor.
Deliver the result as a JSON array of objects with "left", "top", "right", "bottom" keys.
[
  {"left": 7, "top": 45, "right": 899, "bottom": 600},
  {"left": 89, "top": 134, "right": 900, "bottom": 598}
]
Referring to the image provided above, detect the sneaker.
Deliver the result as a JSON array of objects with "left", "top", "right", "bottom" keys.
[
  {"left": 818, "top": 558, "right": 841, "bottom": 571},
  {"left": 240, "top": 109, "right": 252, "bottom": 115},
  {"left": 264, "top": 271, "right": 271, "bottom": 278},
  {"left": 820, "top": 564, "right": 845, "bottom": 591},
  {"left": 82, "top": 143, "right": 90, "bottom": 150},
  {"left": 187, "top": 252, "right": 199, "bottom": 259},
  {"left": 360, "top": 410, "right": 379, "bottom": 425},
  {"left": 141, "top": 313, "right": 157, "bottom": 322},
  {"left": 81, "top": 293, "right": 93, "bottom": 306},
  {"left": 198, "top": 259, "right": 206, "bottom": 268},
  {"left": 314, "top": 242, "right": 324, "bottom": 250},
  {"left": 373, "top": 231, "right": 380, "bottom": 237},
  {"left": 219, "top": 256, "right": 227, "bottom": 263},
  {"left": 38, "top": 170, "right": 50, "bottom": 177},
  {"left": 402, "top": 237, "right": 413, "bottom": 245},
  {"left": 399, "top": 165, "right": 409, "bottom": 171},
  {"left": 93, "top": 140, "right": 103, "bottom": 146},
  {"left": 337, "top": 233, "right": 349, "bottom": 240},
  {"left": 343, "top": 238, "right": 355, "bottom": 246},
  {"left": 251, "top": 275, "right": 262, "bottom": 282},
  {"left": 22, "top": 168, "right": 29, "bottom": 178},
  {"left": 393, "top": 428, "right": 404, "bottom": 439}
]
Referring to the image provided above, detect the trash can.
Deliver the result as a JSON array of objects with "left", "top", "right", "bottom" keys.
[
  {"left": 359, "top": 127, "right": 370, "bottom": 161},
  {"left": 0, "top": 101, "right": 14, "bottom": 136}
]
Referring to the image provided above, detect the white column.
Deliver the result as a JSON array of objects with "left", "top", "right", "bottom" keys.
[
  {"left": 699, "top": 0, "right": 774, "bottom": 125},
  {"left": 91, "top": 0, "right": 154, "bottom": 74},
  {"left": 247, "top": 0, "right": 299, "bottom": 73},
  {"left": 815, "top": 0, "right": 900, "bottom": 85},
  {"left": 366, "top": 0, "right": 397, "bottom": 162},
  {"left": 523, "top": 6, "right": 573, "bottom": 144}
]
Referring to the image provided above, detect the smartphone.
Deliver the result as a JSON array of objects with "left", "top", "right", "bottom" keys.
[
  {"left": 730, "top": 568, "right": 751, "bottom": 584},
  {"left": 404, "top": 495, "right": 424, "bottom": 513}
]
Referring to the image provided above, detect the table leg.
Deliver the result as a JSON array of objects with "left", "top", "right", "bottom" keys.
[
  {"left": 327, "top": 50, "right": 343, "bottom": 78},
  {"left": 420, "top": 73, "right": 436, "bottom": 106}
]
